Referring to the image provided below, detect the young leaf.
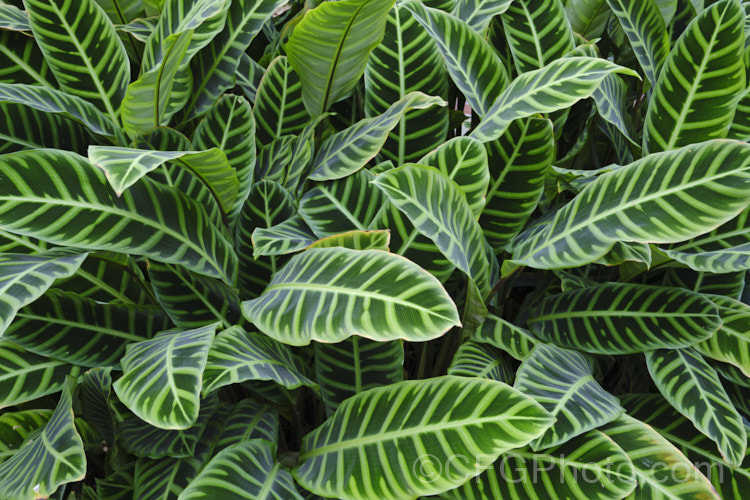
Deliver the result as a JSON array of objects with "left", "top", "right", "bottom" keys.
[{"left": 286, "top": 0, "right": 396, "bottom": 117}]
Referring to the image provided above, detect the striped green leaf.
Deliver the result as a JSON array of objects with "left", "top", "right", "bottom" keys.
[
  {"left": 0, "top": 30, "right": 55, "bottom": 86},
  {"left": 299, "top": 169, "right": 385, "bottom": 237},
  {"left": 565, "top": 0, "right": 611, "bottom": 39},
  {"left": 308, "top": 230, "right": 391, "bottom": 251},
  {"left": 528, "top": 282, "right": 721, "bottom": 354},
  {"left": 418, "top": 136, "right": 489, "bottom": 217},
  {"left": 508, "top": 140, "right": 750, "bottom": 269},
  {"left": 251, "top": 214, "right": 317, "bottom": 258},
  {"left": 89, "top": 146, "right": 238, "bottom": 216},
  {"left": 643, "top": 0, "right": 746, "bottom": 153},
  {"left": 184, "top": 0, "right": 286, "bottom": 119},
  {"left": 315, "top": 337, "right": 404, "bottom": 415},
  {"left": 96, "top": 462, "right": 135, "bottom": 500},
  {"left": 131, "top": 412, "right": 222, "bottom": 500},
  {"left": 592, "top": 73, "right": 640, "bottom": 150},
  {"left": 729, "top": 86, "right": 750, "bottom": 141},
  {"left": 294, "top": 376, "right": 554, "bottom": 500},
  {"left": 602, "top": 414, "right": 720, "bottom": 500},
  {"left": 212, "top": 399, "right": 279, "bottom": 454},
  {"left": 202, "top": 325, "right": 316, "bottom": 396},
  {"left": 24, "top": 0, "right": 130, "bottom": 125},
  {"left": 0, "top": 249, "right": 86, "bottom": 335},
  {"left": 95, "top": 0, "right": 144, "bottom": 24},
  {"left": 0, "top": 102, "right": 89, "bottom": 154},
  {"left": 372, "top": 164, "right": 495, "bottom": 296},
  {"left": 117, "top": 395, "right": 218, "bottom": 459},
  {"left": 113, "top": 324, "right": 217, "bottom": 430},
  {"left": 236, "top": 52, "right": 264, "bottom": 103},
  {"left": 148, "top": 261, "right": 242, "bottom": 329},
  {"left": 192, "top": 94, "right": 256, "bottom": 226},
  {"left": 285, "top": 0, "right": 395, "bottom": 117},
  {"left": 0, "top": 149, "right": 237, "bottom": 283},
  {"left": 405, "top": 1, "right": 509, "bottom": 117},
  {"left": 451, "top": 0, "right": 513, "bottom": 33},
  {"left": 79, "top": 367, "right": 114, "bottom": 445},
  {"left": 481, "top": 117, "right": 554, "bottom": 250},
  {"left": 0, "top": 3, "right": 31, "bottom": 31},
  {"left": 662, "top": 207, "right": 750, "bottom": 273},
  {"left": 364, "top": 5, "right": 449, "bottom": 165},
  {"left": 607, "top": 0, "right": 670, "bottom": 86},
  {"left": 646, "top": 347, "right": 747, "bottom": 467},
  {"left": 236, "top": 180, "right": 295, "bottom": 298},
  {"left": 120, "top": 30, "right": 193, "bottom": 137},
  {"left": 253, "top": 56, "right": 308, "bottom": 145},
  {"left": 656, "top": 0, "right": 678, "bottom": 24},
  {"left": 447, "top": 340, "right": 514, "bottom": 383},
  {"left": 4, "top": 289, "right": 170, "bottom": 367},
  {"left": 471, "top": 57, "right": 637, "bottom": 143},
  {"left": 141, "top": 0, "right": 230, "bottom": 72},
  {"left": 662, "top": 268, "right": 746, "bottom": 300},
  {"left": 0, "top": 341, "right": 80, "bottom": 409},
  {"left": 501, "top": 0, "right": 576, "bottom": 73},
  {"left": 624, "top": 393, "right": 750, "bottom": 499},
  {"left": 473, "top": 313, "right": 537, "bottom": 360},
  {"left": 0, "top": 83, "right": 120, "bottom": 139},
  {"left": 0, "top": 409, "right": 52, "bottom": 462},
  {"left": 442, "top": 430, "right": 636, "bottom": 500},
  {"left": 179, "top": 439, "right": 302, "bottom": 500},
  {"left": 0, "top": 381, "right": 85, "bottom": 500},
  {"left": 309, "top": 92, "right": 446, "bottom": 181},
  {"left": 242, "top": 247, "right": 460, "bottom": 346},
  {"left": 515, "top": 343, "right": 623, "bottom": 449},
  {"left": 694, "top": 295, "right": 750, "bottom": 377}
]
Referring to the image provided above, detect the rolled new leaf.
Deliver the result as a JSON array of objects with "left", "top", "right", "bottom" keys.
[
  {"left": 293, "top": 376, "right": 554, "bottom": 500},
  {"left": 242, "top": 247, "right": 460, "bottom": 345}
]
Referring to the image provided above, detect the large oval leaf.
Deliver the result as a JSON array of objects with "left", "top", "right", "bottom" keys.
[
  {"left": 695, "top": 295, "right": 750, "bottom": 377},
  {"left": 508, "top": 140, "right": 750, "bottom": 269},
  {"left": 528, "top": 282, "right": 721, "bottom": 354},
  {"left": 242, "top": 247, "right": 460, "bottom": 345},
  {"left": 0, "top": 149, "right": 237, "bottom": 283},
  {"left": 293, "top": 376, "right": 554, "bottom": 500},
  {"left": 113, "top": 324, "right": 217, "bottom": 430}
]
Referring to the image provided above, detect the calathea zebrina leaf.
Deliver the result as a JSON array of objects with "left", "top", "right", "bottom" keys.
[
  {"left": 0, "top": 149, "right": 237, "bottom": 283},
  {"left": 242, "top": 247, "right": 460, "bottom": 346},
  {"left": 293, "top": 376, "right": 554, "bottom": 500},
  {"left": 508, "top": 140, "right": 750, "bottom": 269},
  {"left": 527, "top": 282, "right": 721, "bottom": 354}
]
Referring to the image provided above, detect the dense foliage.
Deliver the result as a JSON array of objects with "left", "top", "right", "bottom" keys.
[{"left": 0, "top": 0, "right": 749, "bottom": 498}]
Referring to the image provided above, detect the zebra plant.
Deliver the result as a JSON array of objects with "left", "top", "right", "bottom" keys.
[{"left": 0, "top": 0, "right": 749, "bottom": 498}]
